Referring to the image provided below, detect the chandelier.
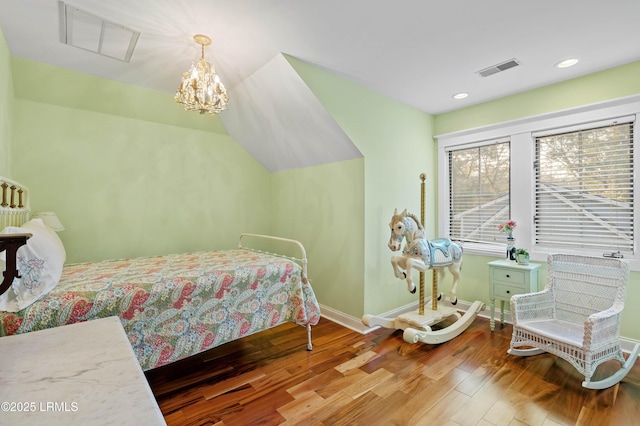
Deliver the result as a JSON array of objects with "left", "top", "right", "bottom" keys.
[{"left": 174, "top": 34, "right": 228, "bottom": 115}]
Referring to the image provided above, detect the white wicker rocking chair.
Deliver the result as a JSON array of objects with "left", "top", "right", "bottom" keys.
[{"left": 508, "top": 254, "right": 640, "bottom": 390}]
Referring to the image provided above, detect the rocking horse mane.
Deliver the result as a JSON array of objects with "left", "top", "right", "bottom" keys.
[{"left": 405, "top": 212, "right": 424, "bottom": 231}]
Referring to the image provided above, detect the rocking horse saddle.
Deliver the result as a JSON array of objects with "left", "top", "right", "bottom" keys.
[
  {"left": 402, "top": 237, "right": 460, "bottom": 268},
  {"left": 428, "top": 238, "right": 463, "bottom": 267},
  {"left": 428, "top": 238, "right": 453, "bottom": 256}
]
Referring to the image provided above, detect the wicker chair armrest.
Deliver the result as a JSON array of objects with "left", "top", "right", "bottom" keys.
[
  {"left": 584, "top": 307, "right": 623, "bottom": 347},
  {"left": 588, "top": 305, "right": 623, "bottom": 322},
  {"left": 510, "top": 289, "right": 553, "bottom": 324}
]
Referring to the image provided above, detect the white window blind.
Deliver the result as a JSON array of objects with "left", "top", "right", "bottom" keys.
[
  {"left": 534, "top": 119, "right": 634, "bottom": 255},
  {"left": 448, "top": 140, "right": 510, "bottom": 245}
]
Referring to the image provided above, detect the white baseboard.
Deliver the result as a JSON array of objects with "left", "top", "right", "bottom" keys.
[
  {"left": 319, "top": 299, "right": 492, "bottom": 335},
  {"left": 319, "top": 300, "right": 640, "bottom": 354},
  {"left": 318, "top": 304, "right": 371, "bottom": 334}
]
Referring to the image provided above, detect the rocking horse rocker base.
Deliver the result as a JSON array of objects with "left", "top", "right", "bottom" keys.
[
  {"left": 363, "top": 298, "right": 485, "bottom": 345},
  {"left": 401, "top": 300, "right": 484, "bottom": 344}
]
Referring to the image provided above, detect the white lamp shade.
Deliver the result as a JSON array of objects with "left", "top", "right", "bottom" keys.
[{"left": 32, "top": 212, "right": 65, "bottom": 232}]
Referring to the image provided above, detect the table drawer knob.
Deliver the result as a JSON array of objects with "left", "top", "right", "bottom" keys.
[{"left": 492, "top": 269, "right": 526, "bottom": 285}]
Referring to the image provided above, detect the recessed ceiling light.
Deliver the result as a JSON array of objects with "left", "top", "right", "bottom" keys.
[
  {"left": 556, "top": 58, "right": 579, "bottom": 69},
  {"left": 453, "top": 92, "right": 468, "bottom": 100}
]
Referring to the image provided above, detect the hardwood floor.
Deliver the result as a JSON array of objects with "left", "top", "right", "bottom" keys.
[{"left": 146, "top": 316, "right": 640, "bottom": 425}]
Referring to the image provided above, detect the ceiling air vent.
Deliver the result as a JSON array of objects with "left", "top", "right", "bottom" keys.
[
  {"left": 476, "top": 58, "right": 521, "bottom": 77},
  {"left": 58, "top": 1, "right": 140, "bottom": 63}
]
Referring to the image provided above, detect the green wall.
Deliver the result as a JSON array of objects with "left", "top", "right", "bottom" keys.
[
  {"left": 435, "top": 61, "right": 640, "bottom": 341},
  {"left": 0, "top": 27, "right": 12, "bottom": 176},
  {"left": 288, "top": 56, "right": 436, "bottom": 317},
  {"left": 6, "top": 51, "right": 387, "bottom": 321},
  {"left": 271, "top": 158, "right": 365, "bottom": 316},
  {"left": 10, "top": 59, "right": 272, "bottom": 263}
]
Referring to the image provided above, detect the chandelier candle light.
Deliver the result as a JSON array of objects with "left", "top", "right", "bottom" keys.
[{"left": 174, "top": 34, "right": 228, "bottom": 115}]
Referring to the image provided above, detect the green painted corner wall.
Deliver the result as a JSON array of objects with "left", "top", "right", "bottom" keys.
[
  {"left": 9, "top": 57, "right": 272, "bottom": 263},
  {"left": 434, "top": 61, "right": 640, "bottom": 341},
  {"left": 5, "top": 50, "right": 375, "bottom": 320},
  {"left": 271, "top": 158, "right": 365, "bottom": 316},
  {"left": 5, "top": 48, "right": 377, "bottom": 320},
  {"left": 287, "top": 56, "right": 436, "bottom": 317},
  {"left": 0, "top": 27, "right": 12, "bottom": 177},
  {"left": 12, "top": 98, "right": 272, "bottom": 263}
]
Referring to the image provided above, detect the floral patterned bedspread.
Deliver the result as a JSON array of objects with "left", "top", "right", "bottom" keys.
[{"left": 0, "top": 249, "right": 321, "bottom": 370}]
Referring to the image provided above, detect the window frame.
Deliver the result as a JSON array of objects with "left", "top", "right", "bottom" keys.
[
  {"left": 447, "top": 138, "right": 511, "bottom": 251},
  {"left": 436, "top": 95, "right": 640, "bottom": 271},
  {"left": 533, "top": 118, "right": 634, "bottom": 256}
]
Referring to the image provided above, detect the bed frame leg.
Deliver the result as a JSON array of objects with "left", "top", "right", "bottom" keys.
[{"left": 306, "top": 324, "right": 313, "bottom": 351}]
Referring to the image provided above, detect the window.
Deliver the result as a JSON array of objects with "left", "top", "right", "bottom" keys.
[
  {"left": 448, "top": 141, "right": 510, "bottom": 246},
  {"left": 534, "top": 120, "right": 634, "bottom": 256},
  {"left": 436, "top": 95, "right": 640, "bottom": 269}
]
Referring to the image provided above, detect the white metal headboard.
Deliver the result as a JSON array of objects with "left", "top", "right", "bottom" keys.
[
  {"left": 0, "top": 176, "right": 30, "bottom": 229},
  {"left": 238, "top": 233, "right": 308, "bottom": 278}
]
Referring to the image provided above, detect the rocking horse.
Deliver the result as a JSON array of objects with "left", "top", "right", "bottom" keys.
[
  {"left": 387, "top": 208, "right": 462, "bottom": 304},
  {"left": 362, "top": 174, "right": 484, "bottom": 345}
]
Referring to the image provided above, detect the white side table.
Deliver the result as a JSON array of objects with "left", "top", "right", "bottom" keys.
[
  {"left": 0, "top": 316, "right": 165, "bottom": 425},
  {"left": 488, "top": 259, "right": 540, "bottom": 331}
]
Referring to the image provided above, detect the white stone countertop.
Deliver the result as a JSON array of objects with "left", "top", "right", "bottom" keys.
[{"left": 0, "top": 316, "right": 166, "bottom": 425}]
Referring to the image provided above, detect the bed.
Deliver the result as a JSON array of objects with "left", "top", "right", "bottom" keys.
[{"left": 0, "top": 177, "right": 320, "bottom": 371}]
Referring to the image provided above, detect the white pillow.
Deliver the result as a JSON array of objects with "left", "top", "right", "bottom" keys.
[{"left": 0, "top": 218, "right": 66, "bottom": 312}]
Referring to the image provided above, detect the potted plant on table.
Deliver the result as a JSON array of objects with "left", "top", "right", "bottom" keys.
[{"left": 515, "top": 248, "right": 530, "bottom": 265}]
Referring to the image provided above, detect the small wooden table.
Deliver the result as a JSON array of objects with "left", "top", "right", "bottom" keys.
[
  {"left": 488, "top": 259, "right": 540, "bottom": 331},
  {"left": 0, "top": 316, "right": 165, "bottom": 425}
]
